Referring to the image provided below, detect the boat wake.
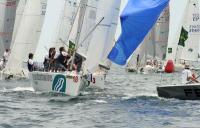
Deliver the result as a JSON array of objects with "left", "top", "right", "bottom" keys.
[
  {"left": 121, "top": 93, "right": 159, "bottom": 101},
  {"left": 0, "top": 87, "right": 34, "bottom": 93}
]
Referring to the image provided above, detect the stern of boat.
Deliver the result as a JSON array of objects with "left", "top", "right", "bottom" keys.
[{"left": 29, "top": 71, "right": 88, "bottom": 97}]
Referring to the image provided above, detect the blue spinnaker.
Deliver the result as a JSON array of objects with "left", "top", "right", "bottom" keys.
[{"left": 108, "top": 0, "right": 169, "bottom": 65}]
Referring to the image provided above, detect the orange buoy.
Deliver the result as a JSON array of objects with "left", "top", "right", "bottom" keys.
[{"left": 165, "top": 60, "right": 174, "bottom": 73}]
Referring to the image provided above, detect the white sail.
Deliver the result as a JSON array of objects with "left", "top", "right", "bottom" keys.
[
  {"left": 154, "top": 7, "right": 169, "bottom": 60},
  {"left": 5, "top": 0, "right": 47, "bottom": 75},
  {"left": 10, "top": 0, "right": 27, "bottom": 49},
  {"left": 0, "top": 0, "right": 17, "bottom": 56},
  {"left": 75, "top": 0, "right": 98, "bottom": 57},
  {"left": 127, "top": 42, "right": 146, "bottom": 68},
  {"left": 99, "top": 0, "right": 121, "bottom": 69},
  {"left": 54, "top": 0, "right": 80, "bottom": 49},
  {"left": 166, "top": 0, "right": 189, "bottom": 62},
  {"left": 34, "top": 0, "right": 65, "bottom": 62},
  {"left": 83, "top": 0, "right": 121, "bottom": 72},
  {"left": 180, "top": 0, "right": 200, "bottom": 62}
]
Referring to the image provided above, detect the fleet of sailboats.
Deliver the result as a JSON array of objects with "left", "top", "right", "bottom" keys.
[{"left": 2, "top": 0, "right": 200, "bottom": 100}]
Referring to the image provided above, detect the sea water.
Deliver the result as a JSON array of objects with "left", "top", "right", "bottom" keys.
[{"left": 0, "top": 65, "right": 200, "bottom": 128}]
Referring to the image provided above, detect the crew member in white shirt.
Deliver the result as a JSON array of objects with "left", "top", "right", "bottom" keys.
[{"left": 182, "top": 64, "right": 199, "bottom": 84}]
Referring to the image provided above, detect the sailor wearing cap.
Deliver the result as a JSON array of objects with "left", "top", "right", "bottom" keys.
[{"left": 182, "top": 63, "right": 199, "bottom": 84}]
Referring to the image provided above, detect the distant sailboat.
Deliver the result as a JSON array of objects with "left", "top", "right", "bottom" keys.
[
  {"left": 165, "top": 0, "right": 200, "bottom": 72},
  {"left": 0, "top": 0, "right": 17, "bottom": 56},
  {"left": 3, "top": 0, "right": 47, "bottom": 78},
  {"left": 157, "top": 0, "right": 200, "bottom": 100}
]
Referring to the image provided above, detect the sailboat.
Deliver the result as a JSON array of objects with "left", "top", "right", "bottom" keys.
[
  {"left": 0, "top": 0, "right": 17, "bottom": 62},
  {"left": 164, "top": 0, "right": 197, "bottom": 72},
  {"left": 29, "top": 0, "right": 121, "bottom": 96},
  {"left": 157, "top": 0, "right": 200, "bottom": 100},
  {"left": 1, "top": 0, "right": 47, "bottom": 80}
]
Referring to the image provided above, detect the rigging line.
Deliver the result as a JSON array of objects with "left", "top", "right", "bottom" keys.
[{"left": 77, "top": 17, "right": 104, "bottom": 49}]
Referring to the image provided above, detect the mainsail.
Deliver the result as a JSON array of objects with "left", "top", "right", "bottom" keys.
[
  {"left": 108, "top": 0, "right": 170, "bottom": 65},
  {"left": 0, "top": 0, "right": 17, "bottom": 56},
  {"left": 5, "top": 0, "right": 47, "bottom": 75}
]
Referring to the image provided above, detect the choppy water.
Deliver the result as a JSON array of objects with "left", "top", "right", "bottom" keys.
[{"left": 0, "top": 65, "right": 200, "bottom": 128}]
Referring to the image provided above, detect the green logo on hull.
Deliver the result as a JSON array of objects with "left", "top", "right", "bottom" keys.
[{"left": 52, "top": 75, "right": 66, "bottom": 93}]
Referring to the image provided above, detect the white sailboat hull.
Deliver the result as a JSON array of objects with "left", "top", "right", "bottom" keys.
[
  {"left": 142, "top": 65, "right": 158, "bottom": 74},
  {"left": 29, "top": 71, "right": 90, "bottom": 97}
]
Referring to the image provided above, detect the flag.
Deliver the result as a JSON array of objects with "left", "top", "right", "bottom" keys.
[
  {"left": 108, "top": 0, "right": 169, "bottom": 65},
  {"left": 178, "top": 27, "right": 188, "bottom": 47},
  {"left": 68, "top": 40, "right": 75, "bottom": 55}
]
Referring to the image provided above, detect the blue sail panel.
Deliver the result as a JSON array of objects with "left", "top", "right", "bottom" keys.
[{"left": 108, "top": 0, "right": 169, "bottom": 65}]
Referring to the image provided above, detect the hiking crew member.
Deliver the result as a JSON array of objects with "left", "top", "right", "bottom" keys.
[
  {"left": 55, "top": 47, "right": 70, "bottom": 71},
  {"left": 182, "top": 64, "right": 199, "bottom": 84},
  {"left": 28, "top": 53, "right": 34, "bottom": 72}
]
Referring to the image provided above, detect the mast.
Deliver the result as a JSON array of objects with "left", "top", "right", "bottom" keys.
[
  {"left": 152, "top": 27, "right": 156, "bottom": 59},
  {"left": 70, "top": 0, "right": 88, "bottom": 70}
]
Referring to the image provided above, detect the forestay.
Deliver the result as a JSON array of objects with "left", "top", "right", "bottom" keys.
[{"left": 5, "top": 0, "right": 47, "bottom": 75}]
